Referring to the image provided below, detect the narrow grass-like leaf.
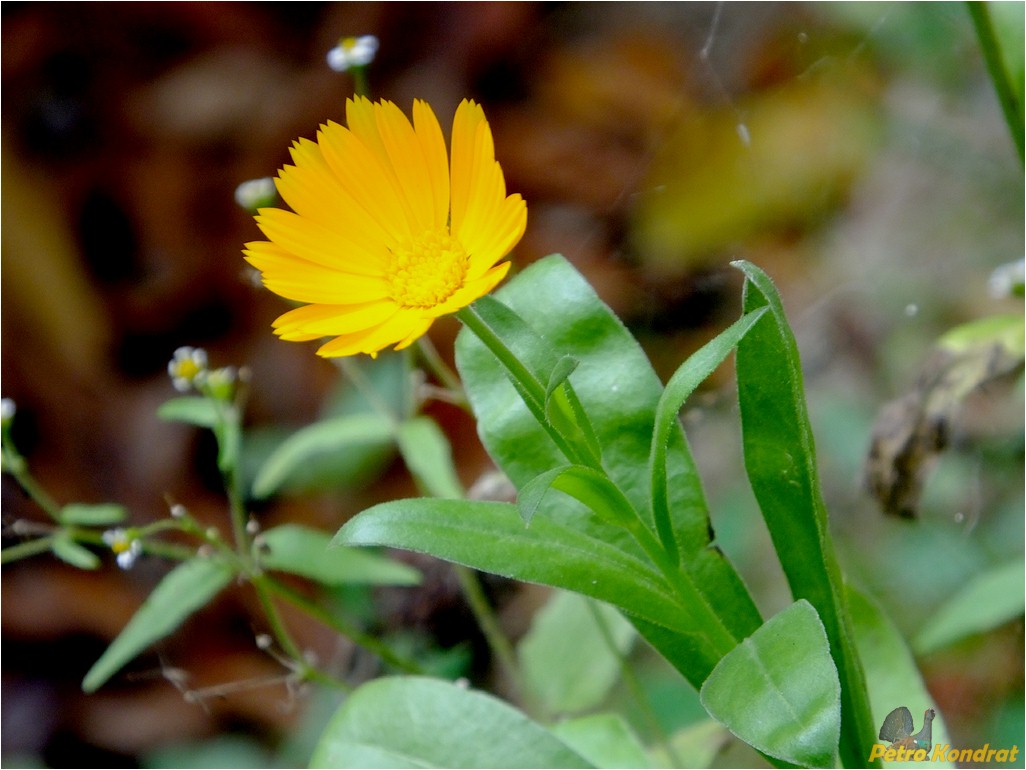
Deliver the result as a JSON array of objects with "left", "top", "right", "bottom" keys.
[
  {"left": 259, "top": 524, "right": 420, "bottom": 586},
  {"left": 157, "top": 397, "right": 219, "bottom": 428},
  {"left": 82, "top": 556, "right": 235, "bottom": 692},
  {"left": 519, "top": 591, "right": 636, "bottom": 715},
  {"left": 913, "top": 560, "right": 1025, "bottom": 655},
  {"left": 396, "top": 417, "right": 463, "bottom": 499},
  {"left": 700, "top": 600, "right": 841, "bottom": 769},
  {"left": 52, "top": 532, "right": 100, "bottom": 570},
  {"left": 732, "top": 259, "right": 877, "bottom": 767},
  {"left": 310, "top": 676, "right": 593, "bottom": 768},
  {"left": 251, "top": 413, "right": 394, "bottom": 499},
  {"left": 58, "top": 503, "right": 127, "bottom": 527},
  {"left": 649, "top": 308, "right": 767, "bottom": 562}
]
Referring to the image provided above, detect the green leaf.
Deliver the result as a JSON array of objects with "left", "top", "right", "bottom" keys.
[
  {"left": 700, "top": 600, "right": 841, "bottom": 769},
  {"left": 517, "top": 465, "right": 637, "bottom": 528},
  {"left": 52, "top": 532, "right": 100, "bottom": 570},
  {"left": 310, "top": 676, "right": 593, "bottom": 768},
  {"left": 545, "top": 356, "right": 603, "bottom": 466},
  {"left": 250, "top": 413, "right": 394, "bottom": 499},
  {"left": 82, "top": 556, "right": 235, "bottom": 692},
  {"left": 456, "top": 255, "right": 762, "bottom": 663},
  {"left": 551, "top": 713, "right": 652, "bottom": 769},
  {"left": 335, "top": 499, "right": 706, "bottom": 648},
  {"left": 732, "top": 259, "right": 877, "bottom": 767},
  {"left": 519, "top": 591, "right": 636, "bottom": 715},
  {"left": 157, "top": 397, "right": 219, "bottom": 428},
  {"left": 259, "top": 524, "right": 420, "bottom": 587},
  {"left": 396, "top": 417, "right": 463, "bottom": 499},
  {"left": 57, "top": 503, "right": 127, "bottom": 527},
  {"left": 913, "top": 560, "right": 1026, "bottom": 655},
  {"left": 656, "top": 720, "right": 731, "bottom": 769},
  {"left": 649, "top": 308, "right": 767, "bottom": 561},
  {"left": 848, "top": 585, "right": 953, "bottom": 767}
]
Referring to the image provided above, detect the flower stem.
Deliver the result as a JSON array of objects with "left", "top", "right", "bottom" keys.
[{"left": 453, "top": 564, "right": 522, "bottom": 696}]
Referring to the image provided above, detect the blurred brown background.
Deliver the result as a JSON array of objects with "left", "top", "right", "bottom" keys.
[{"left": 2, "top": 2, "right": 1022, "bottom": 767}]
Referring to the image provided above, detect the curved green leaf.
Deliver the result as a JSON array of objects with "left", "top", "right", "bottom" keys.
[
  {"left": 732, "top": 259, "right": 877, "bottom": 767},
  {"left": 700, "top": 600, "right": 841, "bottom": 769},
  {"left": 310, "top": 676, "right": 593, "bottom": 768},
  {"left": 52, "top": 532, "right": 100, "bottom": 570},
  {"left": 82, "top": 556, "right": 235, "bottom": 692},
  {"left": 517, "top": 465, "right": 637, "bottom": 528},
  {"left": 551, "top": 713, "right": 652, "bottom": 769},
  {"left": 251, "top": 413, "right": 394, "bottom": 499},
  {"left": 259, "top": 524, "right": 420, "bottom": 586}
]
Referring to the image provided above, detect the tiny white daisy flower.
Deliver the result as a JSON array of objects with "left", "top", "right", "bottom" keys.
[
  {"left": 327, "top": 35, "right": 379, "bottom": 72},
  {"left": 234, "top": 177, "right": 278, "bottom": 212},
  {"left": 103, "top": 528, "right": 143, "bottom": 570},
  {"left": 168, "top": 347, "right": 208, "bottom": 392}
]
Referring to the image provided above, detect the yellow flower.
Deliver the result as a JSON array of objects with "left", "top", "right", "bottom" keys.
[{"left": 244, "top": 97, "right": 527, "bottom": 358}]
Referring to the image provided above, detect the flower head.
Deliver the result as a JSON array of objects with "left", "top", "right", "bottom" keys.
[
  {"left": 103, "top": 528, "right": 142, "bottom": 570},
  {"left": 168, "top": 347, "right": 208, "bottom": 392},
  {"left": 234, "top": 177, "right": 278, "bottom": 212},
  {"left": 243, "top": 97, "right": 527, "bottom": 358},
  {"left": 326, "top": 35, "right": 379, "bottom": 72}
]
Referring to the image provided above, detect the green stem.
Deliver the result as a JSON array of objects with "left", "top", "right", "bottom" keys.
[
  {"left": 453, "top": 564, "right": 522, "bottom": 695},
  {"left": 455, "top": 305, "right": 585, "bottom": 465},
  {"left": 3, "top": 453, "right": 62, "bottom": 522},
  {"left": 416, "top": 336, "right": 467, "bottom": 402},
  {"left": 264, "top": 576, "right": 423, "bottom": 675},
  {"left": 968, "top": 1, "right": 1025, "bottom": 164},
  {"left": 351, "top": 66, "right": 371, "bottom": 99},
  {"left": 1, "top": 536, "right": 55, "bottom": 564}
]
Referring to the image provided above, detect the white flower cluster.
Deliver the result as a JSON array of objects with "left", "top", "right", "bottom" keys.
[{"left": 327, "top": 35, "right": 378, "bottom": 72}]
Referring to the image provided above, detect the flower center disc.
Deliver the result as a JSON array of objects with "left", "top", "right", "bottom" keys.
[{"left": 387, "top": 228, "right": 469, "bottom": 309}]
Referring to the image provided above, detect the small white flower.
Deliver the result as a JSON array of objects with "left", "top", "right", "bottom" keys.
[
  {"left": 0, "top": 398, "right": 15, "bottom": 423},
  {"left": 234, "top": 177, "right": 278, "bottom": 212},
  {"left": 326, "top": 35, "right": 379, "bottom": 72},
  {"left": 198, "top": 366, "right": 237, "bottom": 401},
  {"left": 168, "top": 347, "right": 208, "bottom": 392},
  {"left": 988, "top": 259, "right": 1025, "bottom": 299},
  {"left": 103, "top": 528, "right": 142, "bottom": 570}
]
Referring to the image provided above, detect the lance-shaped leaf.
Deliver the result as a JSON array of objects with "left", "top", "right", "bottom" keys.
[
  {"left": 82, "top": 556, "right": 235, "bottom": 692},
  {"left": 396, "top": 417, "right": 463, "bottom": 499},
  {"left": 732, "top": 259, "right": 877, "bottom": 767}
]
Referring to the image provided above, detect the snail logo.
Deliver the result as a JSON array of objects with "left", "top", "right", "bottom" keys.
[{"left": 879, "top": 706, "right": 935, "bottom": 751}]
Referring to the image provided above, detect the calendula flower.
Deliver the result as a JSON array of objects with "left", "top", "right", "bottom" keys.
[
  {"left": 326, "top": 35, "right": 379, "bottom": 72},
  {"left": 243, "top": 97, "right": 527, "bottom": 358}
]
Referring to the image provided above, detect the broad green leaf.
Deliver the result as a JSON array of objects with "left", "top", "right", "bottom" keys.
[
  {"left": 551, "top": 713, "right": 652, "bottom": 769},
  {"left": 52, "top": 532, "right": 100, "bottom": 570},
  {"left": 656, "top": 720, "right": 731, "bottom": 769},
  {"left": 456, "top": 255, "right": 762, "bottom": 666},
  {"left": 700, "top": 600, "right": 841, "bottom": 769},
  {"left": 913, "top": 560, "right": 1025, "bottom": 655},
  {"left": 396, "top": 417, "right": 463, "bottom": 499},
  {"left": 259, "top": 524, "right": 420, "bottom": 587},
  {"left": 733, "top": 259, "right": 877, "bottom": 767},
  {"left": 519, "top": 591, "right": 636, "bottom": 715},
  {"left": 82, "top": 556, "right": 235, "bottom": 692},
  {"left": 58, "top": 503, "right": 127, "bottom": 526},
  {"left": 848, "top": 585, "right": 953, "bottom": 768},
  {"left": 335, "top": 499, "right": 707, "bottom": 650},
  {"left": 157, "top": 397, "right": 219, "bottom": 428},
  {"left": 310, "top": 676, "right": 593, "bottom": 768},
  {"left": 251, "top": 413, "right": 394, "bottom": 499}
]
